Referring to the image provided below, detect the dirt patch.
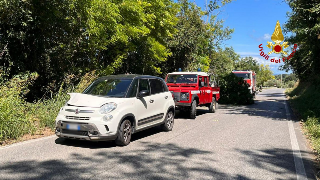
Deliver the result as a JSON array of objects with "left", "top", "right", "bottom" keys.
[{"left": 0, "top": 127, "right": 55, "bottom": 147}]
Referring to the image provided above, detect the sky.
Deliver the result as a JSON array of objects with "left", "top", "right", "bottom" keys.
[{"left": 194, "top": 0, "right": 293, "bottom": 75}]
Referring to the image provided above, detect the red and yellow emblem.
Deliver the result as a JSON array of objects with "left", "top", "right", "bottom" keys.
[{"left": 266, "top": 21, "right": 289, "bottom": 55}]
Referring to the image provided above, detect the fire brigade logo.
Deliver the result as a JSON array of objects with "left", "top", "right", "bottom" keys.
[
  {"left": 258, "top": 20, "right": 297, "bottom": 63},
  {"left": 266, "top": 21, "right": 289, "bottom": 55}
]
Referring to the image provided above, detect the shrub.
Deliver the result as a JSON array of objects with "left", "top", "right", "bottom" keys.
[
  {"left": 31, "top": 70, "right": 98, "bottom": 129},
  {"left": 218, "top": 73, "right": 254, "bottom": 105},
  {"left": 0, "top": 72, "right": 38, "bottom": 141}
]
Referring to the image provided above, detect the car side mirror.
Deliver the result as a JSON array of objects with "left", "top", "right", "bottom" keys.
[{"left": 137, "top": 90, "right": 149, "bottom": 98}]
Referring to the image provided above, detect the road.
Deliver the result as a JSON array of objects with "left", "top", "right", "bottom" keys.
[{"left": 0, "top": 88, "right": 316, "bottom": 179}]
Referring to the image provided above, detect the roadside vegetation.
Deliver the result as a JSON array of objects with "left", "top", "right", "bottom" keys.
[
  {"left": 286, "top": 79, "right": 320, "bottom": 155},
  {"left": 0, "top": 0, "right": 274, "bottom": 144},
  {"left": 264, "top": 74, "right": 297, "bottom": 88},
  {"left": 218, "top": 73, "right": 254, "bottom": 105},
  {"left": 282, "top": 0, "right": 320, "bottom": 165}
]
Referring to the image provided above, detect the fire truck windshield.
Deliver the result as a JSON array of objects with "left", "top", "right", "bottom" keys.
[
  {"left": 234, "top": 73, "right": 250, "bottom": 80},
  {"left": 167, "top": 74, "right": 198, "bottom": 84}
]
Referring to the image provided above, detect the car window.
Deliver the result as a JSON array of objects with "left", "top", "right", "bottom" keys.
[
  {"left": 149, "top": 79, "right": 164, "bottom": 94},
  {"left": 138, "top": 79, "right": 150, "bottom": 95},
  {"left": 83, "top": 79, "right": 132, "bottom": 98},
  {"left": 204, "top": 77, "right": 209, "bottom": 87},
  {"left": 161, "top": 79, "right": 169, "bottom": 91},
  {"left": 199, "top": 76, "right": 203, "bottom": 86},
  {"left": 127, "top": 79, "right": 138, "bottom": 97}
]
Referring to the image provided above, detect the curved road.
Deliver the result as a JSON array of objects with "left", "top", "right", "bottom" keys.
[{"left": 0, "top": 88, "right": 316, "bottom": 179}]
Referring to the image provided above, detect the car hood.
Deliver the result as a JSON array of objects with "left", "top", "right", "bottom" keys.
[{"left": 67, "top": 93, "right": 126, "bottom": 108}]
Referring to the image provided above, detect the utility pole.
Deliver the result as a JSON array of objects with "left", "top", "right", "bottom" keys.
[{"left": 281, "top": 74, "right": 282, "bottom": 88}]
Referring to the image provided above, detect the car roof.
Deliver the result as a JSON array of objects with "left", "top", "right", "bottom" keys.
[
  {"left": 97, "top": 74, "right": 163, "bottom": 80},
  {"left": 168, "top": 72, "right": 209, "bottom": 76}
]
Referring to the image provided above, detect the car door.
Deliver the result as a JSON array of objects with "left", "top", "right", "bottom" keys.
[
  {"left": 203, "top": 76, "right": 211, "bottom": 103},
  {"left": 134, "top": 78, "right": 157, "bottom": 128},
  {"left": 148, "top": 78, "right": 167, "bottom": 124},
  {"left": 198, "top": 76, "right": 206, "bottom": 105}
]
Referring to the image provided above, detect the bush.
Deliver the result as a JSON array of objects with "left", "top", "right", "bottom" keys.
[
  {"left": 287, "top": 80, "right": 320, "bottom": 154},
  {"left": 32, "top": 70, "right": 98, "bottom": 129},
  {"left": 0, "top": 70, "right": 98, "bottom": 143},
  {"left": 218, "top": 73, "right": 254, "bottom": 105},
  {"left": 0, "top": 72, "right": 38, "bottom": 141}
]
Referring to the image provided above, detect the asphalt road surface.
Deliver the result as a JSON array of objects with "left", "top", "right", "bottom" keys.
[{"left": 0, "top": 88, "right": 316, "bottom": 180}]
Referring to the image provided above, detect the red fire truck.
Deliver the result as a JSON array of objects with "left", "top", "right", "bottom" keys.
[
  {"left": 232, "top": 70, "right": 256, "bottom": 95},
  {"left": 165, "top": 71, "right": 220, "bottom": 119}
]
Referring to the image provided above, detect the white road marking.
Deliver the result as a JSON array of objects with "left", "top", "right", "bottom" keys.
[{"left": 284, "top": 98, "right": 307, "bottom": 180}]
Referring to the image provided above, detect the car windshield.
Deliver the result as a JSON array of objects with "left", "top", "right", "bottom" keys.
[
  {"left": 233, "top": 73, "right": 250, "bottom": 80},
  {"left": 83, "top": 79, "right": 132, "bottom": 98},
  {"left": 166, "top": 74, "right": 197, "bottom": 84}
]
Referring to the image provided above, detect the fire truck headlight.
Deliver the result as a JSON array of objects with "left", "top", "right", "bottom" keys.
[{"left": 180, "top": 93, "right": 189, "bottom": 101}]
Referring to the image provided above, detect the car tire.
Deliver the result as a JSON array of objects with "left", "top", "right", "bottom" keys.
[
  {"left": 208, "top": 99, "right": 216, "bottom": 113},
  {"left": 115, "top": 119, "right": 132, "bottom": 146},
  {"left": 190, "top": 100, "right": 197, "bottom": 119},
  {"left": 161, "top": 111, "right": 174, "bottom": 131}
]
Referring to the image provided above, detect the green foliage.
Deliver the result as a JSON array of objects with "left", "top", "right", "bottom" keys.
[
  {"left": 0, "top": 0, "right": 179, "bottom": 99},
  {"left": 257, "top": 64, "right": 274, "bottom": 86},
  {"left": 162, "top": 0, "right": 234, "bottom": 76},
  {"left": 265, "top": 79, "right": 281, "bottom": 88},
  {"left": 209, "top": 47, "right": 239, "bottom": 77},
  {"left": 218, "top": 73, "right": 254, "bottom": 105},
  {"left": 287, "top": 81, "right": 320, "bottom": 154},
  {"left": 0, "top": 72, "right": 38, "bottom": 141},
  {"left": 283, "top": 0, "right": 320, "bottom": 81},
  {"left": 234, "top": 56, "right": 259, "bottom": 72}
]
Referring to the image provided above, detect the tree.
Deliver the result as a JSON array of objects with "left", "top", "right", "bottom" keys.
[
  {"left": 283, "top": 0, "right": 320, "bottom": 81},
  {"left": 234, "top": 56, "right": 259, "bottom": 72},
  {"left": 256, "top": 64, "right": 274, "bottom": 86},
  {"left": 0, "top": 0, "right": 179, "bottom": 100},
  {"left": 209, "top": 47, "right": 239, "bottom": 77},
  {"left": 162, "top": 0, "right": 234, "bottom": 76}
]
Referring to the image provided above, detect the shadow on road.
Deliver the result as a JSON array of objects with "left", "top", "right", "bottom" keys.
[
  {"left": 55, "top": 126, "right": 165, "bottom": 149},
  {"left": 1, "top": 141, "right": 245, "bottom": 179},
  {"left": 236, "top": 148, "right": 316, "bottom": 179},
  {"left": 218, "top": 90, "right": 292, "bottom": 121},
  {"left": 174, "top": 109, "right": 211, "bottom": 119}
]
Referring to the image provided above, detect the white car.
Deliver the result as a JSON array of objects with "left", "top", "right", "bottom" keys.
[{"left": 55, "top": 74, "right": 175, "bottom": 146}]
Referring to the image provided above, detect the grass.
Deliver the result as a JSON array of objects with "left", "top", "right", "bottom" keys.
[
  {"left": 0, "top": 71, "right": 97, "bottom": 144},
  {"left": 286, "top": 80, "right": 320, "bottom": 155}
]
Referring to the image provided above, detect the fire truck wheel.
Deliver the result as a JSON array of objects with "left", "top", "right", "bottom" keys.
[
  {"left": 209, "top": 99, "right": 216, "bottom": 113},
  {"left": 190, "top": 100, "right": 197, "bottom": 119}
]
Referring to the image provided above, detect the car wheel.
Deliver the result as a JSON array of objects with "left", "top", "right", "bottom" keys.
[
  {"left": 115, "top": 120, "right": 132, "bottom": 146},
  {"left": 161, "top": 111, "right": 174, "bottom": 131},
  {"left": 190, "top": 100, "right": 197, "bottom": 119},
  {"left": 209, "top": 99, "right": 216, "bottom": 113}
]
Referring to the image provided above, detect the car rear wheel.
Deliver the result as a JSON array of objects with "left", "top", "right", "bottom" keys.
[
  {"left": 115, "top": 120, "right": 132, "bottom": 146},
  {"left": 190, "top": 100, "right": 197, "bottom": 119},
  {"left": 209, "top": 99, "right": 217, "bottom": 113},
  {"left": 161, "top": 111, "right": 174, "bottom": 131}
]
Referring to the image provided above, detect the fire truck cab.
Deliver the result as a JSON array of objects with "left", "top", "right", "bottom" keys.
[
  {"left": 165, "top": 71, "right": 220, "bottom": 119},
  {"left": 232, "top": 70, "right": 256, "bottom": 95}
]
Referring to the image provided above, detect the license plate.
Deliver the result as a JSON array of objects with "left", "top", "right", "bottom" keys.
[{"left": 66, "top": 124, "right": 80, "bottom": 130}]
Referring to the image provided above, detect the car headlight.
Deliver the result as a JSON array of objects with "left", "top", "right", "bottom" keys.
[
  {"left": 180, "top": 93, "right": 189, "bottom": 101},
  {"left": 100, "top": 103, "right": 117, "bottom": 114}
]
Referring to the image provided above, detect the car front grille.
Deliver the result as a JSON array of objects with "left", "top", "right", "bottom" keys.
[
  {"left": 62, "top": 129, "right": 88, "bottom": 136},
  {"left": 66, "top": 116, "right": 90, "bottom": 121}
]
